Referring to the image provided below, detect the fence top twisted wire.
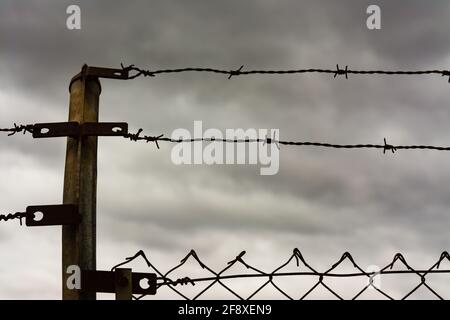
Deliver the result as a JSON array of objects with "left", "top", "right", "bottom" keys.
[{"left": 111, "top": 249, "right": 450, "bottom": 301}]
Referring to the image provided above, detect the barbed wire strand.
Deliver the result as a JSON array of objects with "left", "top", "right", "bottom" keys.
[
  {"left": 0, "top": 123, "right": 34, "bottom": 136},
  {"left": 112, "top": 249, "right": 450, "bottom": 300},
  {"left": 0, "top": 211, "right": 28, "bottom": 225},
  {"left": 124, "top": 129, "right": 450, "bottom": 153},
  {"left": 3, "top": 124, "right": 450, "bottom": 154},
  {"left": 121, "top": 64, "right": 450, "bottom": 82}
]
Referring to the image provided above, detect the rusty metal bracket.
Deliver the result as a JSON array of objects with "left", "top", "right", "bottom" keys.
[
  {"left": 33, "top": 122, "right": 79, "bottom": 138},
  {"left": 81, "top": 269, "right": 157, "bottom": 297},
  {"left": 25, "top": 204, "right": 80, "bottom": 226},
  {"left": 70, "top": 65, "right": 130, "bottom": 91},
  {"left": 81, "top": 66, "right": 129, "bottom": 80},
  {"left": 32, "top": 122, "right": 128, "bottom": 138}
]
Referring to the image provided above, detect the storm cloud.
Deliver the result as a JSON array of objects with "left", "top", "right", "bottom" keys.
[{"left": 1, "top": 0, "right": 450, "bottom": 299}]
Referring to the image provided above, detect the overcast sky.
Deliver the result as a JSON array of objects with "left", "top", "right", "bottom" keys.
[{"left": 1, "top": 0, "right": 450, "bottom": 299}]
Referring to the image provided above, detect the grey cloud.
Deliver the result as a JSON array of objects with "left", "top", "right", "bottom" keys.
[{"left": 1, "top": 0, "right": 450, "bottom": 299}]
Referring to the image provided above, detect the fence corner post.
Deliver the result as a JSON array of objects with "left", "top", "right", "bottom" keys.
[{"left": 62, "top": 65, "right": 101, "bottom": 300}]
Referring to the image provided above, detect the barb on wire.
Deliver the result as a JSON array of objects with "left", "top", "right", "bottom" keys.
[
  {"left": 334, "top": 64, "right": 348, "bottom": 79},
  {"left": 0, "top": 123, "right": 34, "bottom": 136},
  {"left": 112, "top": 249, "right": 450, "bottom": 300},
  {"left": 0, "top": 211, "right": 28, "bottom": 225},
  {"left": 383, "top": 138, "right": 396, "bottom": 154},
  {"left": 121, "top": 64, "right": 450, "bottom": 82},
  {"left": 124, "top": 128, "right": 450, "bottom": 154},
  {"left": 121, "top": 63, "right": 155, "bottom": 79},
  {"left": 123, "top": 129, "right": 164, "bottom": 149},
  {"left": 228, "top": 65, "right": 244, "bottom": 79}
]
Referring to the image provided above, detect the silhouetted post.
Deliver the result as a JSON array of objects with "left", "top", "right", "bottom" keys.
[{"left": 62, "top": 65, "right": 101, "bottom": 300}]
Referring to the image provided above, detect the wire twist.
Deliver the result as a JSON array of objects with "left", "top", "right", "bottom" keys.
[
  {"left": 0, "top": 211, "right": 28, "bottom": 225},
  {"left": 0, "top": 123, "right": 34, "bottom": 136}
]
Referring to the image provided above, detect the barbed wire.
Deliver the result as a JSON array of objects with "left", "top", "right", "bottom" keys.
[
  {"left": 121, "top": 64, "right": 450, "bottom": 82},
  {"left": 0, "top": 211, "right": 27, "bottom": 225},
  {"left": 3, "top": 123, "right": 450, "bottom": 154},
  {"left": 0, "top": 123, "right": 34, "bottom": 136},
  {"left": 125, "top": 129, "right": 450, "bottom": 153},
  {"left": 112, "top": 249, "right": 450, "bottom": 300}
]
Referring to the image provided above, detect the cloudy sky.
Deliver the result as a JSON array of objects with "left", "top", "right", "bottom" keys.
[{"left": 1, "top": 0, "right": 450, "bottom": 299}]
